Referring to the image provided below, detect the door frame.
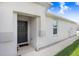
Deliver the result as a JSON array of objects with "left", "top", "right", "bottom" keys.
[{"left": 13, "top": 11, "right": 40, "bottom": 52}]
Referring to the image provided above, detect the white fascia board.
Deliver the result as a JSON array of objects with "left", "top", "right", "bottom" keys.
[{"left": 35, "top": 2, "right": 51, "bottom": 8}]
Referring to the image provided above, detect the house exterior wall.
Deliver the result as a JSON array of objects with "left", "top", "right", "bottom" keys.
[
  {"left": 38, "top": 16, "right": 77, "bottom": 49},
  {"left": 36, "top": 14, "right": 77, "bottom": 50},
  {"left": 0, "top": 2, "right": 47, "bottom": 56}
]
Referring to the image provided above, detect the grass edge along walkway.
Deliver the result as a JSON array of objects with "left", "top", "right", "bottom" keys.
[
  {"left": 55, "top": 39, "right": 79, "bottom": 56},
  {"left": 70, "top": 46, "right": 79, "bottom": 56}
]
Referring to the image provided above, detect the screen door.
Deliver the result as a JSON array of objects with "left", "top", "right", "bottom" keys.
[{"left": 17, "top": 21, "right": 28, "bottom": 44}]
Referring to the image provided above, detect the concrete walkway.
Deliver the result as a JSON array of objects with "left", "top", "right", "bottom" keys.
[{"left": 18, "top": 36, "right": 77, "bottom": 56}]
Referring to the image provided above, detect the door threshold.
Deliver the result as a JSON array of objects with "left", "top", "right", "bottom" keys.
[
  {"left": 18, "top": 42, "right": 28, "bottom": 46},
  {"left": 19, "top": 44, "right": 29, "bottom": 47},
  {"left": 17, "top": 42, "right": 29, "bottom": 51}
]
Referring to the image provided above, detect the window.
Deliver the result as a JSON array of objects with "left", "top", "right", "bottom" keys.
[{"left": 53, "top": 25, "right": 57, "bottom": 34}]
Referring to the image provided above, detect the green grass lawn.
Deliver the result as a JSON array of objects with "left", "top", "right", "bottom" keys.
[
  {"left": 70, "top": 46, "right": 79, "bottom": 56},
  {"left": 55, "top": 39, "right": 79, "bottom": 56}
]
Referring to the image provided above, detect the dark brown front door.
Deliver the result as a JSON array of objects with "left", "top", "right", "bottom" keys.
[{"left": 17, "top": 21, "right": 28, "bottom": 44}]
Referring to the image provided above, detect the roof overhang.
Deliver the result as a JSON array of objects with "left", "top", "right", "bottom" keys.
[
  {"left": 47, "top": 11, "right": 77, "bottom": 24},
  {"left": 35, "top": 2, "right": 51, "bottom": 8}
]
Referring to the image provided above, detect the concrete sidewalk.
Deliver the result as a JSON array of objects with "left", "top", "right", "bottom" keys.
[{"left": 18, "top": 36, "right": 77, "bottom": 56}]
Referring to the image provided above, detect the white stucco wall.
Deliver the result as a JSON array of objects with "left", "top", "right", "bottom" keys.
[
  {"left": 36, "top": 16, "right": 77, "bottom": 50},
  {"left": 37, "top": 16, "right": 77, "bottom": 49},
  {"left": 0, "top": 2, "right": 47, "bottom": 56}
]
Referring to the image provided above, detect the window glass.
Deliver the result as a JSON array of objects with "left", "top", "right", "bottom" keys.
[{"left": 53, "top": 25, "right": 57, "bottom": 34}]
